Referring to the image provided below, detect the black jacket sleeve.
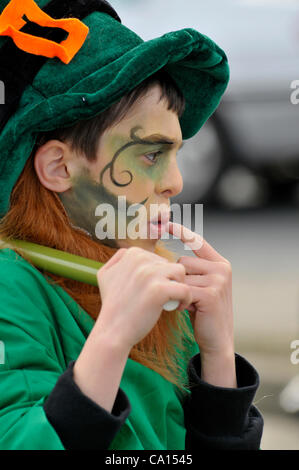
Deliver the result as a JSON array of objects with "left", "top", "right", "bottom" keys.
[
  {"left": 183, "top": 352, "right": 264, "bottom": 450},
  {"left": 44, "top": 354, "right": 263, "bottom": 451},
  {"left": 43, "top": 360, "right": 131, "bottom": 450}
]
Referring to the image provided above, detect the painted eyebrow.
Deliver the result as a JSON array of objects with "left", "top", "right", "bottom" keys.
[{"left": 140, "top": 134, "right": 184, "bottom": 150}]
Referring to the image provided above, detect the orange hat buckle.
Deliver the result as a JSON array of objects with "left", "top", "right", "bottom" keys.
[{"left": 0, "top": 0, "right": 89, "bottom": 64}]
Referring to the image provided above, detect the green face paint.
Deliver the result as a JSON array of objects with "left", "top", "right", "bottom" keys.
[
  {"left": 59, "top": 126, "right": 174, "bottom": 248},
  {"left": 100, "top": 126, "right": 172, "bottom": 186},
  {"left": 58, "top": 168, "right": 147, "bottom": 248}
]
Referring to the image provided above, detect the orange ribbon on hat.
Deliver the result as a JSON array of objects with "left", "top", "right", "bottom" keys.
[{"left": 0, "top": 0, "right": 89, "bottom": 64}]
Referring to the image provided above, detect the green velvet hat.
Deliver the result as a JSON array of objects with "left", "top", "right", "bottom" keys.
[{"left": 0, "top": 0, "right": 229, "bottom": 218}]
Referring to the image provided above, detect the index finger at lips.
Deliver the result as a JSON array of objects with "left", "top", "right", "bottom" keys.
[{"left": 167, "top": 222, "right": 225, "bottom": 262}]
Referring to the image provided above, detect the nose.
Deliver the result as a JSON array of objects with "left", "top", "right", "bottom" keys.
[{"left": 155, "top": 157, "right": 183, "bottom": 199}]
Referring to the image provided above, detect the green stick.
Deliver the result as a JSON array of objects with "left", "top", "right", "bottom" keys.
[
  {"left": 0, "top": 238, "right": 179, "bottom": 311},
  {"left": 0, "top": 238, "right": 103, "bottom": 286}
]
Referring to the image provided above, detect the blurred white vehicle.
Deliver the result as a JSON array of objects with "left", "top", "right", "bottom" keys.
[{"left": 112, "top": 0, "right": 299, "bottom": 207}]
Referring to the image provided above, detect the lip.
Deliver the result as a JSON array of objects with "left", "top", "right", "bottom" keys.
[
  {"left": 149, "top": 212, "right": 170, "bottom": 225},
  {"left": 147, "top": 213, "right": 170, "bottom": 238}
]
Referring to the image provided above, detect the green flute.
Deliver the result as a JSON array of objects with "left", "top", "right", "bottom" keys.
[{"left": 0, "top": 238, "right": 179, "bottom": 311}]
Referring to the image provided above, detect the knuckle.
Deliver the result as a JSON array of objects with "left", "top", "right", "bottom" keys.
[
  {"left": 183, "top": 283, "right": 192, "bottom": 299},
  {"left": 208, "top": 286, "right": 218, "bottom": 299},
  {"left": 214, "top": 273, "right": 226, "bottom": 286},
  {"left": 127, "top": 246, "right": 142, "bottom": 256},
  {"left": 137, "top": 262, "right": 160, "bottom": 280},
  {"left": 148, "top": 280, "right": 160, "bottom": 297},
  {"left": 225, "top": 261, "right": 232, "bottom": 274},
  {"left": 176, "top": 263, "right": 186, "bottom": 277},
  {"left": 222, "top": 260, "right": 232, "bottom": 273},
  {"left": 178, "top": 263, "right": 186, "bottom": 273},
  {"left": 217, "top": 261, "right": 232, "bottom": 278},
  {"left": 135, "top": 264, "right": 150, "bottom": 279},
  {"left": 128, "top": 247, "right": 147, "bottom": 263}
]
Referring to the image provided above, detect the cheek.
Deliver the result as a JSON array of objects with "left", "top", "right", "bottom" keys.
[
  {"left": 102, "top": 159, "right": 156, "bottom": 201},
  {"left": 103, "top": 175, "right": 154, "bottom": 201},
  {"left": 127, "top": 176, "right": 154, "bottom": 198}
]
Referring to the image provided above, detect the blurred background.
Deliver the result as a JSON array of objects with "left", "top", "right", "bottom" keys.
[{"left": 111, "top": 0, "right": 299, "bottom": 449}]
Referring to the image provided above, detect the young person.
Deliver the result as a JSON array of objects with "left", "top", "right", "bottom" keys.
[{"left": 0, "top": 0, "right": 263, "bottom": 450}]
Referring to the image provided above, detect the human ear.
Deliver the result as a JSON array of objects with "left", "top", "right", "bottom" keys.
[{"left": 34, "top": 139, "right": 74, "bottom": 192}]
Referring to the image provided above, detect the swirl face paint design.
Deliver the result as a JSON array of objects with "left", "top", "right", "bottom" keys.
[{"left": 99, "top": 126, "right": 173, "bottom": 191}]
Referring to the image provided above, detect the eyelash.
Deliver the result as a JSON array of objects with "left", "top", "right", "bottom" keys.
[{"left": 143, "top": 151, "right": 163, "bottom": 164}]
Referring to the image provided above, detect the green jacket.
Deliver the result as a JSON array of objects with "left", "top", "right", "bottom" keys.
[{"left": 0, "top": 247, "right": 199, "bottom": 450}]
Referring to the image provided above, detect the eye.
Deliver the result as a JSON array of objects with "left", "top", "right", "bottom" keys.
[{"left": 143, "top": 151, "right": 163, "bottom": 164}]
